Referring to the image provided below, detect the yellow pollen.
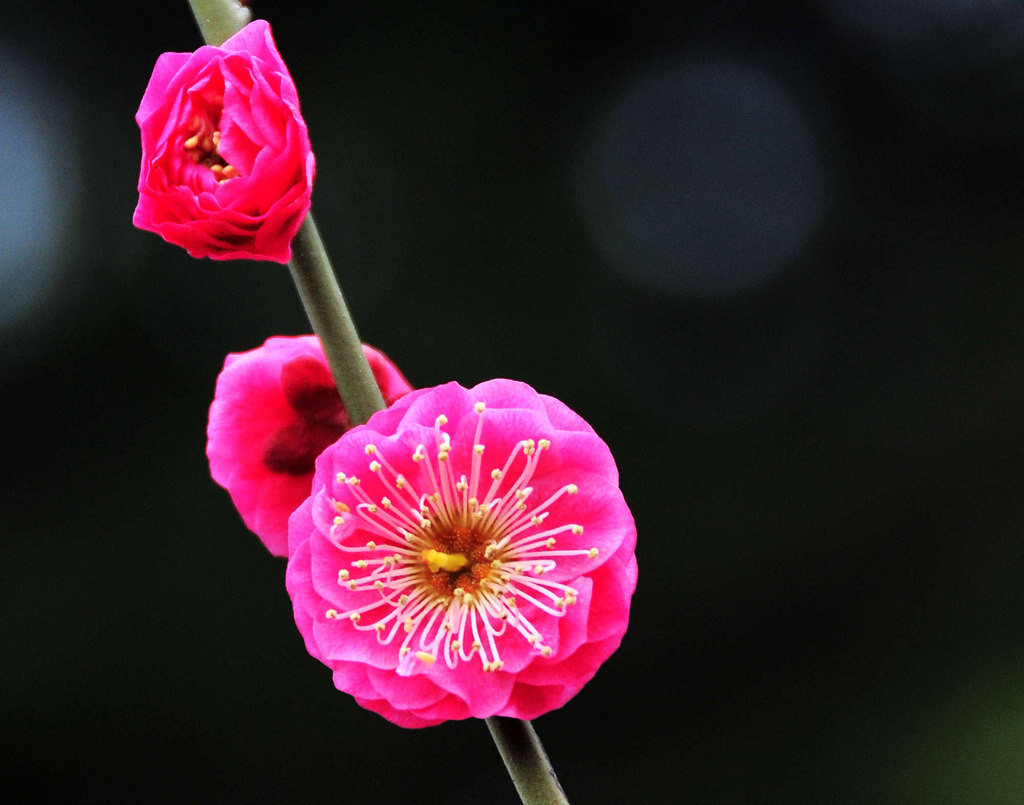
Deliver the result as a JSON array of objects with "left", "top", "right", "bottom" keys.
[
  {"left": 325, "top": 609, "right": 338, "bottom": 619},
  {"left": 588, "top": 548, "right": 599, "bottom": 559},
  {"left": 474, "top": 402, "right": 486, "bottom": 413},
  {"left": 333, "top": 501, "right": 350, "bottom": 514},
  {"left": 422, "top": 549, "right": 469, "bottom": 573},
  {"left": 415, "top": 651, "right": 436, "bottom": 665},
  {"left": 184, "top": 134, "right": 200, "bottom": 150}
]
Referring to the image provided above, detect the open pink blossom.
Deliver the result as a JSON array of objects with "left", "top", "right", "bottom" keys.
[
  {"left": 286, "top": 379, "right": 637, "bottom": 727},
  {"left": 207, "top": 336, "right": 413, "bottom": 557},
  {"left": 134, "top": 20, "right": 314, "bottom": 262}
]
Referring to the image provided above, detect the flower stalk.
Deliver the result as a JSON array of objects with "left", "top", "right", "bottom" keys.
[
  {"left": 188, "top": 0, "right": 252, "bottom": 47},
  {"left": 186, "top": 0, "right": 383, "bottom": 427},
  {"left": 286, "top": 216, "right": 385, "bottom": 426},
  {"left": 486, "top": 718, "right": 571, "bottom": 805},
  {"left": 185, "top": 2, "right": 574, "bottom": 802}
]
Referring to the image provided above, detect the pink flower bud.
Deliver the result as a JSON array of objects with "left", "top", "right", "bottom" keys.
[
  {"left": 207, "top": 336, "right": 413, "bottom": 556},
  {"left": 133, "top": 21, "right": 315, "bottom": 263}
]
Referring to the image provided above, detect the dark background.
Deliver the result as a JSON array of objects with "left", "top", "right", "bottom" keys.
[{"left": 3, "top": 0, "right": 1024, "bottom": 801}]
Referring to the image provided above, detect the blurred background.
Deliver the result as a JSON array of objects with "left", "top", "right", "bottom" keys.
[{"left": 3, "top": 0, "right": 1024, "bottom": 801}]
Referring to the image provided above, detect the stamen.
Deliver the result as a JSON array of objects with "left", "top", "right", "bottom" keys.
[{"left": 325, "top": 413, "right": 595, "bottom": 674}]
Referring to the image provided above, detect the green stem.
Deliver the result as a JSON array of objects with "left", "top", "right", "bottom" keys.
[
  {"left": 287, "top": 216, "right": 385, "bottom": 426},
  {"left": 187, "top": 0, "right": 252, "bottom": 46},
  {"left": 185, "top": 0, "right": 384, "bottom": 426},
  {"left": 486, "top": 718, "right": 572, "bottom": 805},
  {"left": 185, "top": 4, "right": 567, "bottom": 803}
]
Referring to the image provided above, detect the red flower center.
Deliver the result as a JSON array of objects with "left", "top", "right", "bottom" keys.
[{"left": 262, "top": 356, "right": 348, "bottom": 475}]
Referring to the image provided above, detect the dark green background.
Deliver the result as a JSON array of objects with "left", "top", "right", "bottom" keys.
[{"left": 3, "top": 1, "right": 1024, "bottom": 801}]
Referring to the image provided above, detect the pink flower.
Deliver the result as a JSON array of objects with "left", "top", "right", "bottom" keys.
[
  {"left": 286, "top": 379, "right": 637, "bottom": 727},
  {"left": 207, "top": 336, "right": 413, "bottom": 557},
  {"left": 133, "top": 20, "right": 315, "bottom": 263}
]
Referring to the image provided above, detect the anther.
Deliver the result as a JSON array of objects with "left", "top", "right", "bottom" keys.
[
  {"left": 588, "top": 548, "right": 599, "bottom": 558},
  {"left": 369, "top": 461, "right": 381, "bottom": 472},
  {"left": 325, "top": 609, "right": 339, "bottom": 619},
  {"left": 474, "top": 402, "right": 486, "bottom": 414},
  {"left": 415, "top": 651, "right": 436, "bottom": 665},
  {"left": 571, "top": 525, "right": 584, "bottom": 535}
]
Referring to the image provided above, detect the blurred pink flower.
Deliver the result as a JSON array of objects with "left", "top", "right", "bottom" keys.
[
  {"left": 286, "top": 379, "right": 637, "bottom": 727},
  {"left": 133, "top": 20, "right": 314, "bottom": 262},
  {"left": 207, "top": 336, "right": 413, "bottom": 557}
]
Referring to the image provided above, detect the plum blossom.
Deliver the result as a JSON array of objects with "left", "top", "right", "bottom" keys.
[
  {"left": 207, "top": 336, "right": 413, "bottom": 556},
  {"left": 134, "top": 20, "right": 315, "bottom": 262},
  {"left": 286, "top": 379, "right": 637, "bottom": 727}
]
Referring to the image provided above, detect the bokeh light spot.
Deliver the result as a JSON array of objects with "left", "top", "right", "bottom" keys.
[
  {"left": 575, "top": 54, "right": 828, "bottom": 297},
  {"left": 0, "top": 48, "right": 78, "bottom": 334}
]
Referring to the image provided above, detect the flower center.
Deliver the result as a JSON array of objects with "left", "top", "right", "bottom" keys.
[
  {"left": 183, "top": 111, "right": 239, "bottom": 182},
  {"left": 323, "top": 402, "right": 601, "bottom": 676},
  {"left": 262, "top": 356, "right": 347, "bottom": 475},
  {"left": 420, "top": 525, "right": 495, "bottom": 596}
]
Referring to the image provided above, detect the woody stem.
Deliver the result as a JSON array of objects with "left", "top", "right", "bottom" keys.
[
  {"left": 185, "top": 0, "right": 385, "bottom": 426},
  {"left": 185, "top": 3, "right": 569, "bottom": 803}
]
